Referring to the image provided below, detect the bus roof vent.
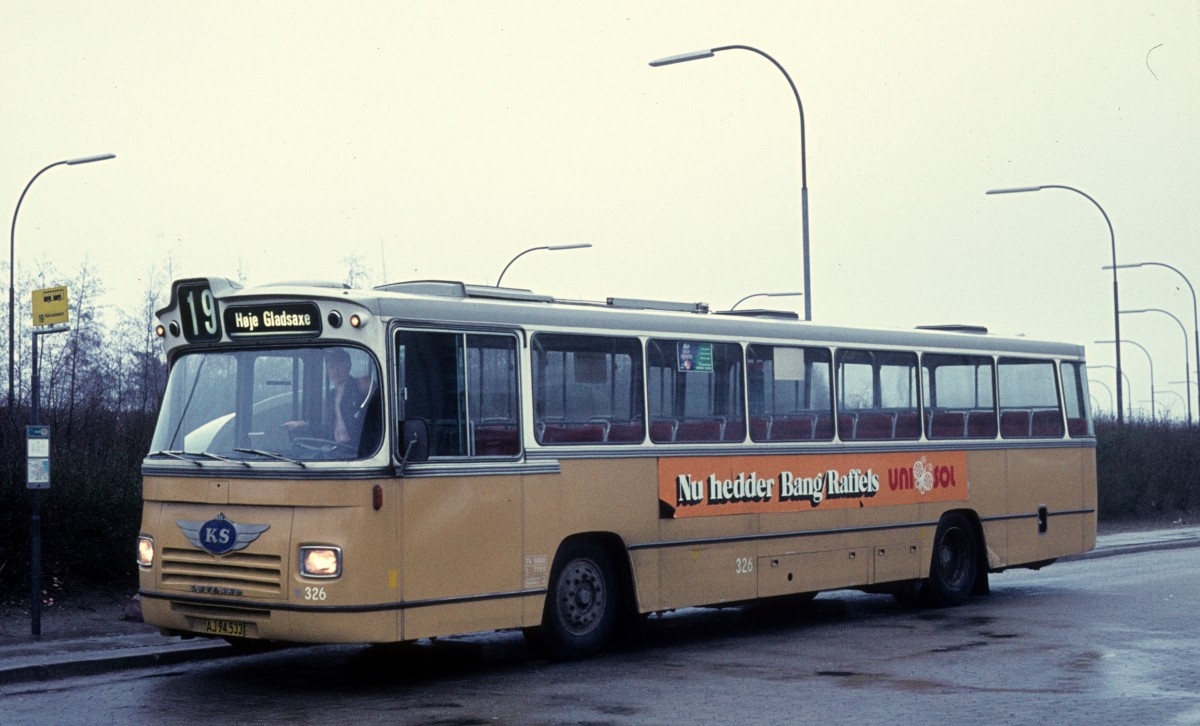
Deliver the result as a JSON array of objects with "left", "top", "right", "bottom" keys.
[
  {"left": 715, "top": 309, "right": 801, "bottom": 320},
  {"left": 463, "top": 284, "right": 555, "bottom": 303},
  {"left": 607, "top": 297, "right": 709, "bottom": 314},
  {"left": 261, "top": 280, "right": 350, "bottom": 289},
  {"left": 916, "top": 324, "right": 989, "bottom": 335},
  {"left": 375, "top": 280, "right": 467, "bottom": 297},
  {"left": 375, "top": 280, "right": 554, "bottom": 303}
]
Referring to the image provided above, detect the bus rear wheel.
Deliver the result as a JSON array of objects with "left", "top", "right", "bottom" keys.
[
  {"left": 925, "top": 512, "right": 979, "bottom": 607},
  {"left": 534, "top": 541, "right": 617, "bottom": 660}
]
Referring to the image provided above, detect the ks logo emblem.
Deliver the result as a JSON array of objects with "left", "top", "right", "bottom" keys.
[{"left": 176, "top": 513, "right": 270, "bottom": 555}]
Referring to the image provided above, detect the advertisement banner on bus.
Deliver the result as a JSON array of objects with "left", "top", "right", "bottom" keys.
[{"left": 658, "top": 451, "right": 968, "bottom": 518}]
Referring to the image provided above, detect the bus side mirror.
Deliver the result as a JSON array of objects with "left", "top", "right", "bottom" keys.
[{"left": 400, "top": 418, "right": 429, "bottom": 466}]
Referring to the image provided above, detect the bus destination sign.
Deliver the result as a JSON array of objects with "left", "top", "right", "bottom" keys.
[{"left": 223, "top": 303, "right": 322, "bottom": 337}]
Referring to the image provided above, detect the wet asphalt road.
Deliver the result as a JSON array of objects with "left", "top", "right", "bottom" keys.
[{"left": 3, "top": 547, "right": 1198, "bottom": 725}]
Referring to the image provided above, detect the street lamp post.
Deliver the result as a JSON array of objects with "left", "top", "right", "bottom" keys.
[
  {"left": 1107, "top": 262, "right": 1198, "bottom": 426},
  {"left": 1088, "top": 378, "right": 1114, "bottom": 414},
  {"left": 1156, "top": 390, "right": 1187, "bottom": 419},
  {"left": 986, "top": 184, "right": 1122, "bottom": 425},
  {"left": 1090, "top": 364, "right": 1132, "bottom": 420},
  {"left": 495, "top": 243, "right": 592, "bottom": 288},
  {"left": 1120, "top": 308, "right": 1192, "bottom": 426},
  {"left": 8, "top": 153, "right": 115, "bottom": 408},
  {"left": 1097, "top": 339, "right": 1153, "bottom": 421},
  {"left": 650, "top": 45, "right": 811, "bottom": 322},
  {"left": 730, "top": 291, "right": 804, "bottom": 310},
  {"left": 1173, "top": 378, "right": 1198, "bottom": 419}
]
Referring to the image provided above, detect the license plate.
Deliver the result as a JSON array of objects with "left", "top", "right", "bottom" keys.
[{"left": 203, "top": 619, "right": 247, "bottom": 638}]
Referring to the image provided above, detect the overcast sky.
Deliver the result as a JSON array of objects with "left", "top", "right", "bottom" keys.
[{"left": 3, "top": 1, "right": 1198, "bottom": 420}]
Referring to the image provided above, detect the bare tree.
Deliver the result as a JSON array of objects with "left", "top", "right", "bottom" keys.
[{"left": 343, "top": 255, "right": 371, "bottom": 290}]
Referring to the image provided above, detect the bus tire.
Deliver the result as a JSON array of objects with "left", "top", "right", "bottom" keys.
[
  {"left": 926, "top": 512, "right": 979, "bottom": 608},
  {"left": 537, "top": 540, "right": 618, "bottom": 660}
]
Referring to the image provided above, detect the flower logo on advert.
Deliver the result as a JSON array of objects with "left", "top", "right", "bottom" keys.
[{"left": 912, "top": 456, "right": 935, "bottom": 494}]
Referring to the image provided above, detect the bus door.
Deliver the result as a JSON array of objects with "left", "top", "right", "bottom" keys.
[{"left": 394, "top": 329, "right": 525, "bottom": 636}]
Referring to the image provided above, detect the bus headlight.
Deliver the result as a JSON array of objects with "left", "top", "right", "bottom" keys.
[
  {"left": 137, "top": 536, "right": 155, "bottom": 568},
  {"left": 300, "top": 546, "right": 342, "bottom": 578}
]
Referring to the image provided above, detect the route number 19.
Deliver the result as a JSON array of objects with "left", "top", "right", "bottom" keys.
[{"left": 178, "top": 282, "right": 221, "bottom": 342}]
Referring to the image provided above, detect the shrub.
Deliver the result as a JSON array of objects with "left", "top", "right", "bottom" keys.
[{"left": 1095, "top": 416, "right": 1198, "bottom": 516}]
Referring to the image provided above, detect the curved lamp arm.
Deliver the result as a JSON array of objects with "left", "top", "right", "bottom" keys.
[{"left": 496, "top": 243, "right": 591, "bottom": 287}]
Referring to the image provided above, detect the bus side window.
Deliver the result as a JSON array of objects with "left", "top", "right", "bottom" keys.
[
  {"left": 531, "top": 333, "right": 645, "bottom": 445},
  {"left": 921, "top": 353, "right": 997, "bottom": 440},
  {"left": 646, "top": 339, "right": 744, "bottom": 443},
  {"left": 835, "top": 349, "right": 920, "bottom": 441},
  {"left": 998, "top": 358, "right": 1064, "bottom": 439},
  {"left": 1060, "top": 361, "right": 1094, "bottom": 437},
  {"left": 395, "top": 330, "right": 520, "bottom": 458},
  {"left": 466, "top": 335, "right": 520, "bottom": 456},
  {"left": 746, "top": 344, "right": 833, "bottom": 442}
]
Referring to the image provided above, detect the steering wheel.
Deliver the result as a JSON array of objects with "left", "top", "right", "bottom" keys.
[{"left": 290, "top": 437, "right": 356, "bottom": 454}]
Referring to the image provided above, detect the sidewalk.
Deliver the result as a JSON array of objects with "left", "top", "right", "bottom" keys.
[
  {"left": 1067, "top": 524, "right": 1200, "bottom": 560},
  {"left": 3, "top": 525, "right": 1199, "bottom": 686}
]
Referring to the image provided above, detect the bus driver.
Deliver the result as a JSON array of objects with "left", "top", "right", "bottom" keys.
[{"left": 283, "top": 349, "right": 369, "bottom": 448}]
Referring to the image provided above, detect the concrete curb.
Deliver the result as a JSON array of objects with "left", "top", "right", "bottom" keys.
[
  {"left": 0, "top": 639, "right": 231, "bottom": 687},
  {"left": 1063, "top": 527, "right": 1200, "bottom": 562}
]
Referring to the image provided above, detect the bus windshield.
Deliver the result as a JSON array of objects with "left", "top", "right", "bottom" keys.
[{"left": 149, "top": 345, "right": 383, "bottom": 463}]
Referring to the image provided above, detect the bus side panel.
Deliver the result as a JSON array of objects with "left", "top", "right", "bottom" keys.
[
  {"left": 1081, "top": 446, "right": 1098, "bottom": 551},
  {"left": 963, "top": 449, "right": 1010, "bottom": 569},
  {"left": 842, "top": 503, "right": 923, "bottom": 585},
  {"left": 1005, "top": 447, "right": 1089, "bottom": 566},
  {"left": 755, "top": 509, "right": 854, "bottom": 597},
  {"left": 401, "top": 474, "right": 523, "bottom": 640},
  {"left": 522, "top": 458, "right": 660, "bottom": 624},
  {"left": 659, "top": 541, "right": 760, "bottom": 609}
]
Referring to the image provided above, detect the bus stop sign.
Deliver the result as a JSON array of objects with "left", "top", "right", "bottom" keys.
[
  {"left": 27, "top": 425, "right": 50, "bottom": 489},
  {"left": 32, "top": 286, "right": 69, "bottom": 327}
]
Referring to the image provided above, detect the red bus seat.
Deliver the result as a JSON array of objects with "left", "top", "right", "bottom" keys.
[
  {"left": 750, "top": 416, "right": 771, "bottom": 441},
  {"left": 474, "top": 423, "right": 519, "bottom": 455},
  {"left": 894, "top": 411, "right": 921, "bottom": 439},
  {"left": 606, "top": 421, "right": 645, "bottom": 443},
  {"left": 723, "top": 419, "right": 745, "bottom": 442},
  {"left": 1000, "top": 410, "right": 1031, "bottom": 438},
  {"left": 855, "top": 412, "right": 895, "bottom": 440},
  {"left": 929, "top": 411, "right": 967, "bottom": 439},
  {"left": 675, "top": 418, "right": 723, "bottom": 442},
  {"left": 1031, "top": 409, "right": 1064, "bottom": 438},
  {"left": 813, "top": 413, "right": 835, "bottom": 440},
  {"left": 649, "top": 419, "right": 676, "bottom": 443},
  {"left": 540, "top": 422, "right": 606, "bottom": 444},
  {"left": 771, "top": 414, "right": 815, "bottom": 441},
  {"left": 967, "top": 410, "right": 997, "bottom": 438}
]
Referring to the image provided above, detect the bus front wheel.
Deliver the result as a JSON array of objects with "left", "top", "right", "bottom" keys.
[
  {"left": 925, "top": 512, "right": 979, "bottom": 607},
  {"left": 535, "top": 541, "right": 617, "bottom": 660}
]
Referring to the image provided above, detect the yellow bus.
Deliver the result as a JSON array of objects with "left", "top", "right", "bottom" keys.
[{"left": 137, "top": 277, "right": 1096, "bottom": 658}]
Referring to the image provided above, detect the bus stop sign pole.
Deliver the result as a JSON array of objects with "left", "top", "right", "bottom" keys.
[{"left": 28, "top": 324, "right": 67, "bottom": 636}]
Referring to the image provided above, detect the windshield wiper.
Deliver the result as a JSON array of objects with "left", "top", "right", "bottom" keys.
[
  {"left": 234, "top": 448, "right": 307, "bottom": 468},
  {"left": 147, "top": 450, "right": 251, "bottom": 467},
  {"left": 191, "top": 451, "right": 251, "bottom": 467},
  {"left": 146, "top": 450, "right": 203, "bottom": 467}
]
